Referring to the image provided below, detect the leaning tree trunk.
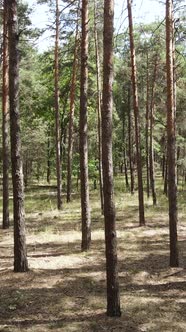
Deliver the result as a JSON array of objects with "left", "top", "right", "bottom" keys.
[
  {"left": 79, "top": 0, "right": 91, "bottom": 251},
  {"left": 67, "top": 5, "right": 79, "bottom": 203},
  {"left": 54, "top": 0, "right": 62, "bottom": 210},
  {"left": 127, "top": 0, "right": 145, "bottom": 226},
  {"left": 102, "top": 0, "right": 121, "bottom": 317},
  {"left": 8, "top": 0, "right": 28, "bottom": 272},
  {"left": 166, "top": 0, "right": 179, "bottom": 267},
  {"left": 94, "top": 0, "right": 104, "bottom": 213},
  {"left": 2, "top": 0, "right": 9, "bottom": 229}
]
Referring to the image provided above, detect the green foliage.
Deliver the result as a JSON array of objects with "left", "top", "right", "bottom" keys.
[{"left": 3, "top": 1, "right": 185, "bottom": 188}]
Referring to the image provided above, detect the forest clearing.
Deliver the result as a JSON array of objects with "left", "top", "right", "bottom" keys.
[
  {"left": 0, "top": 180, "right": 185, "bottom": 331},
  {"left": 0, "top": 0, "right": 186, "bottom": 330}
]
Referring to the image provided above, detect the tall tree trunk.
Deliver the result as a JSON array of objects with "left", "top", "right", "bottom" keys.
[
  {"left": 8, "top": 0, "right": 28, "bottom": 272},
  {"left": 80, "top": 0, "right": 91, "bottom": 251},
  {"left": 67, "top": 5, "right": 79, "bottom": 203},
  {"left": 166, "top": 0, "right": 179, "bottom": 267},
  {"left": 102, "top": 0, "right": 121, "bottom": 317},
  {"left": 145, "top": 52, "right": 150, "bottom": 198},
  {"left": 164, "top": 152, "right": 168, "bottom": 196},
  {"left": 162, "top": 135, "right": 166, "bottom": 179},
  {"left": 54, "top": 0, "right": 62, "bottom": 209},
  {"left": 127, "top": 0, "right": 145, "bottom": 226},
  {"left": 94, "top": 0, "right": 104, "bottom": 213},
  {"left": 122, "top": 106, "right": 129, "bottom": 189},
  {"left": 149, "top": 54, "right": 158, "bottom": 206},
  {"left": 124, "top": 147, "right": 129, "bottom": 189},
  {"left": 162, "top": 153, "right": 165, "bottom": 179},
  {"left": 127, "top": 84, "right": 134, "bottom": 195},
  {"left": 60, "top": 96, "right": 68, "bottom": 170},
  {"left": 2, "top": 0, "right": 9, "bottom": 229},
  {"left": 177, "top": 143, "right": 180, "bottom": 186},
  {"left": 47, "top": 127, "right": 51, "bottom": 184}
]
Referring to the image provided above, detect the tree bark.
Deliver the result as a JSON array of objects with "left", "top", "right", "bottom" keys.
[
  {"left": 124, "top": 147, "right": 129, "bottom": 189},
  {"left": 54, "top": 0, "right": 62, "bottom": 209},
  {"left": 122, "top": 105, "right": 129, "bottom": 189},
  {"left": 94, "top": 0, "right": 104, "bottom": 213},
  {"left": 47, "top": 127, "right": 51, "bottom": 184},
  {"left": 102, "top": 0, "right": 121, "bottom": 317},
  {"left": 127, "top": 0, "right": 145, "bottom": 226},
  {"left": 149, "top": 54, "right": 158, "bottom": 206},
  {"left": 166, "top": 0, "right": 179, "bottom": 267},
  {"left": 164, "top": 152, "right": 168, "bottom": 196},
  {"left": 145, "top": 52, "right": 150, "bottom": 198},
  {"left": 8, "top": 0, "right": 28, "bottom": 272},
  {"left": 67, "top": 5, "right": 79, "bottom": 203},
  {"left": 2, "top": 0, "right": 9, "bottom": 229},
  {"left": 127, "top": 84, "right": 134, "bottom": 195},
  {"left": 80, "top": 0, "right": 91, "bottom": 251}
]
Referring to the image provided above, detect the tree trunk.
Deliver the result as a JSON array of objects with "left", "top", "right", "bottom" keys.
[
  {"left": 149, "top": 54, "right": 158, "bottom": 206},
  {"left": 177, "top": 144, "right": 180, "bottom": 186},
  {"left": 8, "top": 0, "right": 28, "bottom": 272},
  {"left": 2, "top": 0, "right": 9, "bottom": 229},
  {"left": 47, "top": 128, "right": 51, "bottom": 184},
  {"left": 80, "top": 0, "right": 91, "bottom": 251},
  {"left": 162, "top": 136, "right": 166, "bottom": 179},
  {"left": 145, "top": 52, "right": 150, "bottom": 198},
  {"left": 67, "top": 6, "right": 79, "bottom": 203},
  {"left": 164, "top": 153, "right": 168, "bottom": 196},
  {"left": 122, "top": 106, "right": 129, "bottom": 189},
  {"left": 94, "top": 0, "right": 104, "bottom": 214},
  {"left": 54, "top": 0, "right": 62, "bottom": 209},
  {"left": 166, "top": 0, "right": 179, "bottom": 267},
  {"left": 60, "top": 97, "right": 68, "bottom": 173},
  {"left": 127, "top": 0, "right": 145, "bottom": 226},
  {"left": 127, "top": 84, "right": 134, "bottom": 195},
  {"left": 102, "top": 0, "right": 121, "bottom": 317},
  {"left": 124, "top": 147, "right": 129, "bottom": 189}
]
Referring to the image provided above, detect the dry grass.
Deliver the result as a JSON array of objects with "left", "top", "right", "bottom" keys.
[{"left": 0, "top": 186, "right": 185, "bottom": 332}]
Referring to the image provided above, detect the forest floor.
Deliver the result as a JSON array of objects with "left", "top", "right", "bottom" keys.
[{"left": 0, "top": 179, "right": 186, "bottom": 332}]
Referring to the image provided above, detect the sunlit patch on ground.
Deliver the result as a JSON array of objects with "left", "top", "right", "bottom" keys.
[{"left": 0, "top": 187, "right": 185, "bottom": 331}]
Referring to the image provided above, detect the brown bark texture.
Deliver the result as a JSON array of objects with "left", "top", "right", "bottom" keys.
[
  {"left": 145, "top": 52, "right": 150, "bottom": 198},
  {"left": 102, "top": 0, "right": 121, "bottom": 317},
  {"left": 54, "top": 0, "right": 62, "bottom": 210},
  {"left": 149, "top": 54, "right": 158, "bottom": 206},
  {"left": 8, "top": 0, "right": 28, "bottom": 272},
  {"left": 164, "top": 153, "right": 168, "bottom": 196},
  {"left": 127, "top": 0, "right": 145, "bottom": 226},
  {"left": 2, "top": 0, "right": 9, "bottom": 229},
  {"left": 166, "top": 0, "right": 179, "bottom": 267},
  {"left": 122, "top": 107, "right": 129, "bottom": 189},
  {"left": 47, "top": 128, "right": 51, "bottom": 184},
  {"left": 94, "top": 0, "right": 104, "bottom": 213},
  {"left": 67, "top": 7, "right": 79, "bottom": 203},
  {"left": 80, "top": 0, "right": 91, "bottom": 251},
  {"left": 128, "top": 84, "right": 134, "bottom": 195}
]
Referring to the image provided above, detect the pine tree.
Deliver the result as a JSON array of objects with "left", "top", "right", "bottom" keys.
[
  {"left": 127, "top": 0, "right": 145, "bottom": 226},
  {"left": 8, "top": 0, "right": 28, "bottom": 272},
  {"left": 2, "top": 0, "right": 9, "bottom": 229},
  {"left": 102, "top": 0, "right": 121, "bottom": 317},
  {"left": 166, "top": 0, "right": 179, "bottom": 267},
  {"left": 80, "top": 0, "right": 91, "bottom": 251}
]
